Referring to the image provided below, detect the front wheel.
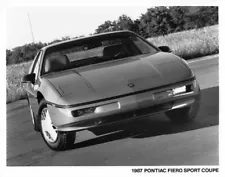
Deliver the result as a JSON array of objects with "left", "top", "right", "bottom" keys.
[{"left": 39, "top": 99, "right": 76, "bottom": 151}]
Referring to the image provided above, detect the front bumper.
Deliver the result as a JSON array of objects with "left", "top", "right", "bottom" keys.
[{"left": 47, "top": 79, "right": 200, "bottom": 132}]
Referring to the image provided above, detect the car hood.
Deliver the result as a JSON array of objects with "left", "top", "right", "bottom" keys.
[{"left": 45, "top": 52, "right": 193, "bottom": 105}]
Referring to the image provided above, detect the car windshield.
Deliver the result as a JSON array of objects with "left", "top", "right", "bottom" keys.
[{"left": 42, "top": 33, "right": 158, "bottom": 75}]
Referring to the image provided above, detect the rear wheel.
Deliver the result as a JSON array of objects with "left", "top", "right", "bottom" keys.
[
  {"left": 165, "top": 96, "right": 201, "bottom": 123},
  {"left": 39, "top": 99, "right": 76, "bottom": 151}
]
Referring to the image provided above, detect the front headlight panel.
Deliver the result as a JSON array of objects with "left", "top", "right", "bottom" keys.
[
  {"left": 173, "top": 80, "right": 197, "bottom": 96},
  {"left": 173, "top": 86, "right": 186, "bottom": 95}
]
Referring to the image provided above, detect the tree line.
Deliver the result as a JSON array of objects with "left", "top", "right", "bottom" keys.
[{"left": 6, "top": 6, "right": 218, "bottom": 65}]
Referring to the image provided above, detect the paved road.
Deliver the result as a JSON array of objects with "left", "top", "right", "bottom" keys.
[{"left": 6, "top": 55, "right": 219, "bottom": 166}]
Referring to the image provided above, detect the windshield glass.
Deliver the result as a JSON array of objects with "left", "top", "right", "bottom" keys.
[{"left": 42, "top": 34, "right": 158, "bottom": 75}]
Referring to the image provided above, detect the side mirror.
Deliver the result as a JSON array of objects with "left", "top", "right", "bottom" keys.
[
  {"left": 158, "top": 46, "right": 172, "bottom": 53},
  {"left": 21, "top": 73, "right": 35, "bottom": 84}
]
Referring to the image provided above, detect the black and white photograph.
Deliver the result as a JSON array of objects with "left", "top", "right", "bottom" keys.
[{"left": 3, "top": 0, "right": 222, "bottom": 176}]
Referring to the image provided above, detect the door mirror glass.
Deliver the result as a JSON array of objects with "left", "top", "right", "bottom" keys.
[
  {"left": 21, "top": 73, "right": 35, "bottom": 84},
  {"left": 158, "top": 46, "right": 172, "bottom": 53}
]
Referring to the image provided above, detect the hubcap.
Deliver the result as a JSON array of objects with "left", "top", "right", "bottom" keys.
[{"left": 41, "top": 108, "right": 58, "bottom": 143}]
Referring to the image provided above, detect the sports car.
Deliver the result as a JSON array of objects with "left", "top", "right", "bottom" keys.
[{"left": 22, "top": 31, "right": 201, "bottom": 150}]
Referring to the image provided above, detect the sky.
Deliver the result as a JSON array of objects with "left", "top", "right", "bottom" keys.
[{"left": 6, "top": 6, "right": 148, "bottom": 49}]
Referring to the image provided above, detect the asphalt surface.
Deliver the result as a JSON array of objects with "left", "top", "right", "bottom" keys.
[{"left": 6, "top": 55, "right": 219, "bottom": 166}]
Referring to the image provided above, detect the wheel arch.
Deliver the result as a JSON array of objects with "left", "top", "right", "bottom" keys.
[
  {"left": 37, "top": 91, "right": 44, "bottom": 104},
  {"left": 33, "top": 91, "right": 45, "bottom": 132}
]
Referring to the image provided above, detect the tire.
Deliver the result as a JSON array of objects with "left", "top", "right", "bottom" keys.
[
  {"left": 165, "top": 95, "right": 201, "bottom": 123},
  {"left": 26, "top": 92, "right": 40, "bottom": 132},
  {"left": 29, "top": 105, "right": 40, "bottom": 131},
  {"left": 38, "top": 99, "right": 76, "bottom": 151}
]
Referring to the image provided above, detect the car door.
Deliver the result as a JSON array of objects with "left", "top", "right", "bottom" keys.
[{"left": 26, "top": 50, "right": 42, "bottom": 118}]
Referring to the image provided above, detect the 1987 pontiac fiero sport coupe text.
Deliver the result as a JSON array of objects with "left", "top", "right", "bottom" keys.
[{"left": 22, "top": 31, "right": 201, "bottom": 150}]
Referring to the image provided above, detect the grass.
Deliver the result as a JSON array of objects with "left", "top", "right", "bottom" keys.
[
  {"left": 148, "top": 25, "right": 218, "bottom": 59},
  {"left": 6, "top": 25, "right": 218, "bottom": 103},
  {"left": 6, "top": 61, "right": 32, "bottom": 103}
]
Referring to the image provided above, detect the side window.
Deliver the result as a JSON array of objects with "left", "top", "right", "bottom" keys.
[
  {"left": 29, "top": 51, "right": 42, "bottom": 80},
  {"left": 33, "top": 58, "right": 40, "bottom": 75},
  {"left": 29, "top": 51, "right": 41, "bottom": 74}
]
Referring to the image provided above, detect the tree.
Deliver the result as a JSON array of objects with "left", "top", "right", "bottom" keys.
[
  {"left": 95, "top": 15, "right": 136, "bottom": 33},
  {"left": 61, "top": 36, "right": 71, "bottom": 41},
  {"left": 116, "top": 14, "right": 134, "bottom": 30},
  {"left": 95, "top": 20, "right": 116, "bottom": 34},
  {"left": 6, "top": 49, "right": 12, "bottom": 65},
  {"left": 169, "top": 6, "right": 186, "bottom": 32},
  {"left": 139, "top": 6, "right": 175, "bottom": 37}
]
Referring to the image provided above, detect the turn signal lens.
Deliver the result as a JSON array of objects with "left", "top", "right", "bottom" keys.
[
  {"left": 192, "top": 80, "right": 197, "bottom": 89},
  {"left": 72, "top": 107, "right": 95, "bottom": 117},
  {"left": 186, "top": 80, "right": 197, "bottom": 92}
]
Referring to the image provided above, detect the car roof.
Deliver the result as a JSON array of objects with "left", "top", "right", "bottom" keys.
[{"left": 41, "top": 30, "right": 135, "bottom": 51}]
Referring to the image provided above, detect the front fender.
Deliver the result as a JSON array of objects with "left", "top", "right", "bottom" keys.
[{"left": 38, "top": 78, "right": 62, "bottom": 103}]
